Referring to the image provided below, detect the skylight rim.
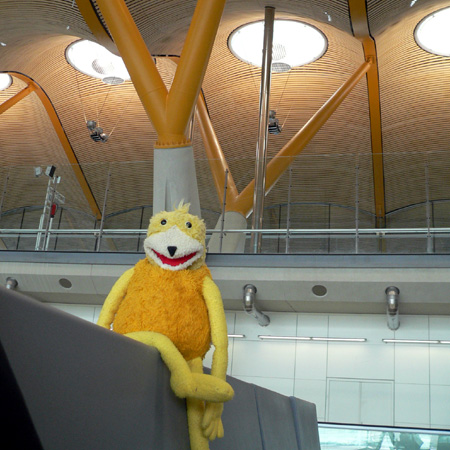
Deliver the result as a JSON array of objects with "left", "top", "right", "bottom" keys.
[
  {"left": 0, "top": 73, "right": 13, "bottom": 91},
  {"left": 414, "top": 6, "right": 450, "bottom": 57},
  {"left": 65, "top": 39, "right": 131, "bottom": 83},
  {"left": 228, "top": 19, "right": 328, "bottom": 71}
]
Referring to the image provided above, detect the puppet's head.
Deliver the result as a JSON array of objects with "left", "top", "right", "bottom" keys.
[{"left": 144, "top": 202, "right": 206, "bottom": 271}]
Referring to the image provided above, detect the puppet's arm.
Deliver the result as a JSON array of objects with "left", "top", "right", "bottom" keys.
[
  {"left": 202, "top": 275, "right": 231, "bottom": 440},
  {"left": 97, "top": 267, "right": 134, "bottom": 328},
  {"left": 203, "top": 276, "right": 229, "bottom": 381}
]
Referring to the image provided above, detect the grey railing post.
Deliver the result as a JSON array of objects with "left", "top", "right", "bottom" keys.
[
  {"left": 219, "top": 169, "right": 229, "bottom": 253},
  {"left": 96, "top": 168, "right": 111, "bottom": 252},
  {"left": 251, "top": 6, "right": 275, "bottom": 253}
]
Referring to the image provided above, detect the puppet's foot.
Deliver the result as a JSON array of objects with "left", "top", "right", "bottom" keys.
[
  {"left": 187, "top": 397, "right": 211, "bottom": 450},
  {"left": 202, "top": 402, "right": 224, "bottom": 440},
  {"left": 171, "top": 372, "right": 234, "bottom": 403}
]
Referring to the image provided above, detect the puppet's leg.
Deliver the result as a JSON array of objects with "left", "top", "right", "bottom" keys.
[
  {"left": 186, "top": 358, "right": 210, "bottom": 450},
  {"left": 125, "top": 331, "right": 233, "bottom": 403}
]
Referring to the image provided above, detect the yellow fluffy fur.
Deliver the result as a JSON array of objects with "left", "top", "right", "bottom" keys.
[{"left": 113, "top": 260, "right": 212, "bottom": 361}]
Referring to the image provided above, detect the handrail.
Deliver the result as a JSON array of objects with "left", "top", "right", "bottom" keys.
[{"left": 2, "top": 227, "right": 450, "bottom": 237}]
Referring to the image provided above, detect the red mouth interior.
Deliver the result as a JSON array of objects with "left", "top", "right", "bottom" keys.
[{"left": 153, "top": 250, "right": 197, "bottom": 267}]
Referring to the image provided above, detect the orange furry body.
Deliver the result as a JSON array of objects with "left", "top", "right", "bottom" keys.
[{"left": 113, "top": 259, "right": 212, "bottom": 361}]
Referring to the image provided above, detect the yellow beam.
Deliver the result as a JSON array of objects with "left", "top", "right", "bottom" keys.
[
  {"left": 9, "top": 72, "right": 102, "bottom": 220},
  {"left": 166, "top": 0, "right": 227, "bottom": 144},
  {"left": 0, "top": 84, "right": 35, "bottom": 115},
  {"left": 195, "top": 91, "right": 239, "bottom": 204},
  {"left": 95, "top": 0, "right": 169, "bottom": 139},
  {"left": 74, "top": 0, "right": 119, "bottom": 56},
  {"left": 348, "top": 0, "right": 386, "bottom": 224},
  {"left": 229, "top": 60, "right": 372, "bottom": 216},
  {"left": 95, "top": 0, "right": 226, "bottom": 148}
]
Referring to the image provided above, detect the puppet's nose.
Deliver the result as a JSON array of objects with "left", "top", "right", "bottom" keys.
[{"left": 168, "top": 246, "right": 177, "bottom": 257}]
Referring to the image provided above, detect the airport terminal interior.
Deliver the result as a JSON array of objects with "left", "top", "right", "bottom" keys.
[{"left": 1, "top": 0, "right": 450, "bottom": 449}]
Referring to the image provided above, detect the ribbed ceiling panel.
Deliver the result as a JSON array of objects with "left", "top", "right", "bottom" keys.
[
  {"left": 375, "top": 3, "right": 450, "bottom": 213},
  {"left": 367, "top": 0, "right": 450, "bottom": 37},
  {"left": 9, "top": 0, "right": 450, "bottom": 225},
  {"left": 203, "top": 14, "right": 373, "bottom": 215}
]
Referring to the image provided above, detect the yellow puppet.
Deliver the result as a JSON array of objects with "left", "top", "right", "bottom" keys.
[{"left": 97, "top": 203, "right": 234, "bottom": 450}]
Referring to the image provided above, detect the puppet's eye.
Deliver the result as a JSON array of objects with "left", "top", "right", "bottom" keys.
[
  {"left": 186, "top": 221, "right": 192, "bottom": 228},
  {"left": 161, "top": 219, "right": 167, "bottom": 225}
]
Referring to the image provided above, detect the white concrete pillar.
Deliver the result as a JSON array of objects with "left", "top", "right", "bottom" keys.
[
  {"left": 208, "top": 211, "right": 247, "bottom": 253},
  {"left": 153, "top": 146, "right": 201, "bottom": 216}
]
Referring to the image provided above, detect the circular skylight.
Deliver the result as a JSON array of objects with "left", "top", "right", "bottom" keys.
[
  {"left": 0, "top": 73, "right": 12, "bottom": 90},
  {"left": 228, "top": 20, "right": 327, "bottom": 72},
  {"left": 415, "top": 7, "right": 450, "bottom": 56},
  {"left": 66, "top": 40, "right": 130, "bottom": 84}
]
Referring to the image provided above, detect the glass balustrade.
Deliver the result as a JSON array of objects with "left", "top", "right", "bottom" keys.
[
  {"left": 319, "top": 423, "right": 450, "bottom": 450},
  {"left": 1, "top": 152, "right": 450, "bottom": 254}
]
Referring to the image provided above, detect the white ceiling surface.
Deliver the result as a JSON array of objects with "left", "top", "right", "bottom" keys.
[{"left": 2, "top": 259, "right": 450, "bottom": 315}]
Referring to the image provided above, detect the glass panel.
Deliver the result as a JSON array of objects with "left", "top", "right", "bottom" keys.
[
  {"left": 1, "top": 154, "right": 450, "bottom": 254},
  {"left": 319, "top": 424, "right": 450, "bottom": 450}
]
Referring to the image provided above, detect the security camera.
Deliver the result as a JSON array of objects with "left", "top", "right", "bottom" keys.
[{"left": 45, "top": 165, "right": 56, "bottom": 178}]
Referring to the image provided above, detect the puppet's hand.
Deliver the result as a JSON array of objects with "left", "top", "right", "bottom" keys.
[
  {"left": 202, "top": 402, "right": 224, "bottom": 440},
  {"left": 97, "top": 318, "right": 112, "bottom": 329}
]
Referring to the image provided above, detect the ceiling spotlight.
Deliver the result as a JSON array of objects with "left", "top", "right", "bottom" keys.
[
  {"left": 415, "top": 7, "right": 450, "bottom": 56},
  {"left": 87, "top": 120, "right": 108, "bottom": 143},
  {"left": 0, "top": 73, "right": 12, "bottom": 90},
  {"left": 228, "top": 20, "right": 327, "bottom": 72},
  {"left": 34, "top": 166, "right": 43, "bottom": 178},
  {"left": 268, "top": 110, "right": 282, "bottom": 135},
  {"left": 66, "top": 39, "right": 130, "bottom": 84}
]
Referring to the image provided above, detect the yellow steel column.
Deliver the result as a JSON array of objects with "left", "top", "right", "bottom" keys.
[
  {"left": 229, "top": 60, "right": 372, "bottom": 216},
  {"left": 9, "top": 73, "right": 102, "bottom": 219},
  {"left": 95, "top": 0, "right": 226, "bottom": 149},
  {"left": 75, "top": 0, "right": 119, "bottom": 56},
  {"left": 95, "top": 0, "right": 168, "bottom": 138},
  {"left": 0, "top": 84, "right": 36, "bottom": 115},
  {"left": 348, "top": 0, "right": 386, "bottom": 225},
  {"left": 195, "top": 91, "right": 239, "bottom": 204},
  {"left": 165, "top": 0, "right": 227, "bottom": 147}
]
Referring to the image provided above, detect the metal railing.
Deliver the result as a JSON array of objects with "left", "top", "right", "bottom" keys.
[{"left": 2, "top": 153, "right": 450, "bottom": 254}]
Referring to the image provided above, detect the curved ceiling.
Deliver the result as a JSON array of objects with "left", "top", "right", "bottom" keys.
[{"left": 1, "top": 0, "right": 450, "bottom": 230}]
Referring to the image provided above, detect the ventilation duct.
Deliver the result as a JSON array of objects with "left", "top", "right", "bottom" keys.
[
  {"left": 243, "top": 284, "right": 270, "bottom": 327},
  {"left": 5, "top": 277, "right": 18, "bottom": 290},
  {"left": 386, "top": 286, "right": 400, "bottom": 330}
]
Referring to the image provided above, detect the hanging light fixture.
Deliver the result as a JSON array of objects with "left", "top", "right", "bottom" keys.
[
  {"left": 228, "top": 19, "right": 327, "bottom": 72},
  {"left": 415, "top": 7, "right": 450, "bottom": 56},
  {"left": 65, "top": 40, "right": 130, "bottom": 84},
  {"left": 0, "top": 73, "right": 12, "bottom": 90},
  {"left": 86, "top": 120, "right": 109, "bottom": 143}
]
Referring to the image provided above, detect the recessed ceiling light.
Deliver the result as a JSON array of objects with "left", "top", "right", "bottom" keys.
[
  {"left": 382, "top": 339, "right": 440, "bottom": 344},
  {"left": 258, "top": 335, "right": 311, "bottom": 341},
  {"left": 0, "top": 73, "right": 12, "bottom": 90},
  {"left": 258, "top": 335, "right": 367, "bottom": 342},
  {"left": 228, "top": 20, "right": 327, "bottom": 72},
  {"left": 415, "top": 7, "right": 450, "bottom": 56},
  {"left": 65, "top": 40, "right": 130, "bottom": 84}
]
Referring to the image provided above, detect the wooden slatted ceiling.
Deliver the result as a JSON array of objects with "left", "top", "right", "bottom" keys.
[
  {"left": 2, "top": 0, "right": 449, "bottom": 226},
  {"left": 373, "top": 2, "right": 450, "bottom": 213},
  {"left": 0, "top": 2, "right": 374, "bottom": 224},
  {"left": 367, "top": 0, "right": 450, "bottom": 36},
  {"left": 203, "top": 14, "right": 373, "bottom": 215}
]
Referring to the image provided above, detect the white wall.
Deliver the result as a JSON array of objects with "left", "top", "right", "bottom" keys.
[{"left": 48, "top": 303, "right": 450, "bottom": 430}]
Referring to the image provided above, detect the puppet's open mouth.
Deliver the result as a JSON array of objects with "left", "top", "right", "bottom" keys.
[{"left": 153, "top": 250, "right": 198, "bottom": 267}]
